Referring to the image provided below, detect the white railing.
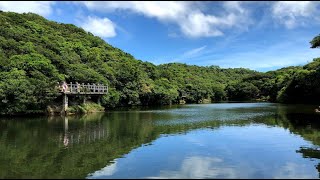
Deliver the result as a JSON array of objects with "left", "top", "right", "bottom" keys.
[{"left": 60, "top": 82, "right": 108, "bottom": 94}]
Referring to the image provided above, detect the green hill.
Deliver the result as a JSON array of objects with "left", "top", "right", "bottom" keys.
[{"left": 0, "top": 11, "right": 319, "bottom": 115}]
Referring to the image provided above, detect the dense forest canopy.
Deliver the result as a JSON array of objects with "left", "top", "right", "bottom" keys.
[{"left": 0, "top": 11, "right": 319, "bottom": 115}]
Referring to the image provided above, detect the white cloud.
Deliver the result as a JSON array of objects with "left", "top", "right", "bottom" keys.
[
  {"left": 0, "top": 1, "right": 55, "bottom": 17},
  {"left": 80, "top": 16, "right": 117, "bottom": 38},
  {"left": 223, "top": 1, "right": 245, "bottom": 14},
  {"left": 79, "top": 1, "right": 190, "bottom": 21},
  {"left": 180, "top": 13, "right": 224, "bottom": 38},
  {"left": 77, "top": 1, "right": 251, "bottom": 38},
  {"left": 272, "top": 1, "right": 320, "bottom": 29}
]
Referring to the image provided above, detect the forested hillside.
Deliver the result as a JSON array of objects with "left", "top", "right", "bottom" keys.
[{"left": 0, "top": 11, "right": 319, "bottom": 115}]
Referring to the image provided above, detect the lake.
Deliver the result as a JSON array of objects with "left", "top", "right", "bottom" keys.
[{"left": 1, "top": 103, "right": 320, "bottom": 179}]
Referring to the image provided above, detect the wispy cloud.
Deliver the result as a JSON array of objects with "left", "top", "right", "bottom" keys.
[
  {"left": 271, "top": 1, "right": 320, "bottom": 29},
  {"left": 152, "top": 32, "right": 320, "bottom": 70},
  {"left": 209, "top": 49, "right": 319, "bottom": 71},
  {"left": 155, "top": 45, "right": 207, "bottom": 64},
  {"left": 182, "top": 46, "right": 207, "bottom": 58},
  {"left": 197, "top": 38, "right": 320, "bottom": 71},
  {"left": 0, "top": 1, "right": 55, "bottom": 17}
]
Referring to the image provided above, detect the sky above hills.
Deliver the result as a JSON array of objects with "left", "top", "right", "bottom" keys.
[{"left": 1, "top": 1, "right": 320, "bottom": 71}]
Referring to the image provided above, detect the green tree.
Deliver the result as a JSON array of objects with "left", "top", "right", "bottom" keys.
[{"left": 311, "top": 34, "right": 320, "bottom": 48}]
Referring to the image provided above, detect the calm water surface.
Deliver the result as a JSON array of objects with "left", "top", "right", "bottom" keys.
[{"left": 1, "top": 103, "right": 320, "bottom": 178}]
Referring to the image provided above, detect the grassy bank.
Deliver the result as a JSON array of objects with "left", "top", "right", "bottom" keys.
[{"left": 67, "top": 102, "right": 105, "bottom": 115}]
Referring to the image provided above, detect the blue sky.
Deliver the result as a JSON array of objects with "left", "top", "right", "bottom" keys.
[{"left": 0, "top": 1, "right": 320, "bottom": 72}]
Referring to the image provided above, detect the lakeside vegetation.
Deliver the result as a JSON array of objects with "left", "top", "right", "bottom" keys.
[{"left": 0, "top": 11, "right": 319, "bottom": 115}]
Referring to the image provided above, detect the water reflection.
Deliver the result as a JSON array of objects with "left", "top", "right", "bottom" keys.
[
  {"left": 64, "top": 117, "right": 69, "bottom": 147},
  {"left": 0, "top": 103, "right": 320, "bottom": 178},
  {"left": 88, "top": 161, "right": 118, "bottom": 177},
  {"left": 273, "top": 162, "right": 314, "bottom": 179},
  {"left": 147, "top": 156, "right": 315, "bottom": 179},
  {"left": 148, "top": 156, "right": 237, "bottom": 179},
  {"left": 59, "top": 115, "right": 108, "bottom": 148}
]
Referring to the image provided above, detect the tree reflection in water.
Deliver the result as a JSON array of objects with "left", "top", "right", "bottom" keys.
[{"left": 0, "top": 103, "right": 320, "bottom": 178}]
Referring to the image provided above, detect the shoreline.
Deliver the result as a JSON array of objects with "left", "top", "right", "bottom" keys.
[{"left": 2, "top": 101, "right": 320, "bottom": 117}]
